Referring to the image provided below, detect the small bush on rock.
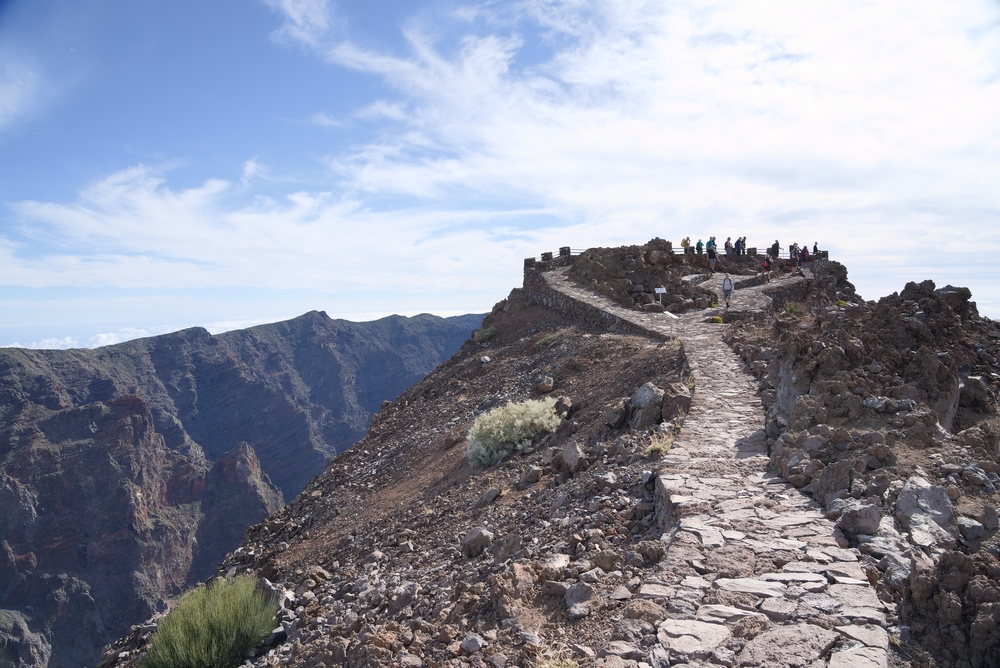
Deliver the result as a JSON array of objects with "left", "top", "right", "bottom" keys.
[
  {"left": 142, "top": 576, "right": 278, "bottom": 668},
  {"left": 466, "top": 397, "right": 561, "bottom": 467},
  {"left": 710, "top": 315, "right": 723, "bottom": 323},
  {"left": 472, "top": 326, "right": 496, "bottom": 343}
]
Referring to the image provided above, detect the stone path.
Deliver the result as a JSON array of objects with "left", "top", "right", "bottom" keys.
[{"left": 542, "top": 267, "right": 893, "bottom": 667}]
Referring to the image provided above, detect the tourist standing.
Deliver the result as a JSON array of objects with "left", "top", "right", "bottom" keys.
[
  {"left": 696, "top": 239, "right": 704, "bottom": 254},
  {"left": 725, "top": 237, "right": 734, "bottom": 260},
  {"left": 761, "top": 255, "right": 772, "bottom": 281},
  {"left": 721, "top": 273, "right": 735, "bottom": 309},
  {"left": 771, "top": 240, "right": 780, "bottom": 259}
]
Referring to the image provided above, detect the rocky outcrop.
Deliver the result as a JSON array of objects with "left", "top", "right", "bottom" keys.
[
  {"left": 726, "top": 265, "right": 1000, "bottom": 666},
  {"left": 0, "top": 311, "right": 482, "bottom": 667}
]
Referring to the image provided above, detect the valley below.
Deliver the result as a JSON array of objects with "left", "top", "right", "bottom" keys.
[{"left": 0, "top": 311, "right": 483, "bottom": 667}]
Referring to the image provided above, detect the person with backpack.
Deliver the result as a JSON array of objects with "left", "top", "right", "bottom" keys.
[
  {"left": 771, "top": 240, "right": 780, "bottom": 259},
  {"left": 696, "top": 239, "right": 704, "bottom": 255},
  {"left": 761, "top": 255, "right": 772, "bottom": 281},
  {"left": 721, "top": 273, "right": 735, "bottom": 309}
]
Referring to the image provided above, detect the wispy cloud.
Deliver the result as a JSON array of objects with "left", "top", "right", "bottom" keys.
[
  {"left": 5, "top": 0, "right": 1000, "bottom": 323},
  {"left": 262, "top": 0, "right": 337, "bottom": 47},
  {"left": 260, "top": 0, "right": 1000, "bottom": 309},
  {"left": 0, "top": 55, "right": 43, "bottom": 132}
]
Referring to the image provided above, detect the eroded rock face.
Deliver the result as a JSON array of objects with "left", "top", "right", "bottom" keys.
[{"left": 0, "top": 311, "right": 481, "bottom": 667}]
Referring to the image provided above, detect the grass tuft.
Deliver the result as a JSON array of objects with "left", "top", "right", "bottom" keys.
[
  {"left": 466, "top": 398, "right": 561, "bottom": 467},
  {"left": 710, "top": 315, "right": 723, "bottom": 323},
  {"left": 142, "top": 576, "right": 278, "bottom": 668}
]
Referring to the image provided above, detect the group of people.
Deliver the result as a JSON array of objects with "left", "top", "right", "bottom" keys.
[
  {"left": 677, "top": 236, "right": 823, "bottom": 286},
  {"left": 768, "top": 241, "right": 820, "bottom": 268},
  {"left": 679, "top": 236, "right": 750, "bottom": 273}
]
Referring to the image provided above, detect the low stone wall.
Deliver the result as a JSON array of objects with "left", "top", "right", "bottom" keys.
[
  {"left": 761, "top": 276, "right": 812, "bottom": 309},
  {"left": 522, "top": 267, "right": 669, "bottom": 340}
]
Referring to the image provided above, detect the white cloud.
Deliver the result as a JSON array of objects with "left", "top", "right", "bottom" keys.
[
  {"left": 5, "top": 0, "right": 1000, "bottom": 322},
  {"left": 271, "top": 0, "right": 1000, "bottom": 312},
  {"left": 241, "top": 158, "right": 264, "bottom": 187},
  {"left": 29, "top": 336, "right": 80, "bottom": 350}
]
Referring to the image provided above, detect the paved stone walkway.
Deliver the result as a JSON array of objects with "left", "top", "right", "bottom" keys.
[{"left": 541, "top": 268, "right": 893, "bottom": 667}]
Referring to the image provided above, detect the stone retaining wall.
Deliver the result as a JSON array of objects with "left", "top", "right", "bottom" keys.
[{"left": 522, "top": 267, "right": 670, "bottom": 341}]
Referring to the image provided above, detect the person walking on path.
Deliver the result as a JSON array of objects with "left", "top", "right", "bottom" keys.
[
  {"left": 761, "top": 255, "right": 772, "bottom": 281},
  {"left": 721, "top": 273, "right": 735, "bottom": 309},
  {"left": 707, "top": 243, "right": 717, "bottom": 272}
]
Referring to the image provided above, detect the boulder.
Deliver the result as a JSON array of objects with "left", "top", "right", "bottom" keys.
[
  {"left": 462, "top": 528, "right": 494, "bottom": 557},
  {"left": 592, "top": 549, "right": 623, "bottom": 571},
  {"left": 810, "top": 460, "right": 856, "bottom": 505},
  {"left": 957, "top": 516, "right": 985, "bottom": 541},
  {"left": 554, "top": 442, "right": 586, "bottom": 473},
  {"left": 633, "top": 382, "right": 665, "bottom": 408},
  {"left": 521, "top": 466, "right": 543, "bottom": 485},
  {"left": 896, "top": 476, "right": 954, "bottom": 529},
  {"left": 488, "top": 533, "right": 522, "bottom": 565},
  {"left": 661, "top": 383, "right": 693, "bottom": 420},
  {"left": 604, "top": 399, "right": 629, "bottom": 428},
  {"left": 536, "top": 376, "right": 555, "bottom": 393},
  {"left": 629, "top": 383, "right": 665, "bottom": 431},
  {"left": 835, "top": 500, "right": 882, "bottom": 539},
  {"left": 461, "top": 634, "right": 488, "bottom": 653}
]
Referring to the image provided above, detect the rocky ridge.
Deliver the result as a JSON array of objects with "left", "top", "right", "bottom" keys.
[
  {"left": 0, "top": 311, "right": 482, "bottom": 667},
  {"left": 100, "top": 243, "right": 997, "bottom": 668}
]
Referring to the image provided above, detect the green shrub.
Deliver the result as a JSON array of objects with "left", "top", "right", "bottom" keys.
[
  {"left": 836, "top": 300, "right": 847, "bottom": 307},
  {"left": 710, "top": 315, "right": 723, "bottom": 323},
  {"left": 535, "top": 332, "right": 559, "bottom": 348},
  {"left": 784, "top": 301, "right": 802, "bottom": 314},
  {"left": 142, "top": 576, "right": 278, "bottom": 668},
  {"left": 466, "top": 398, "right": 561, "bottom": 467},
  {"left": 472, "top": 326, "right": 497, "bottom": 343}
]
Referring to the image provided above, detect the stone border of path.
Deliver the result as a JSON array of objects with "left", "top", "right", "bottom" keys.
[{"left": 522, "top": 259, "right": 895, "bottom": 668}]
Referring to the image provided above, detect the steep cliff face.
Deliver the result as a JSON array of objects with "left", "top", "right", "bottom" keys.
[{"left": 0, "top": 311, "right": 482, "bottom": 667}]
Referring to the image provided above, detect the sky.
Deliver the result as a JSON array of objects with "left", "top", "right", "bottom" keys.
[{"left": 1, "top": 0, "right": 999, "bottom": 349}]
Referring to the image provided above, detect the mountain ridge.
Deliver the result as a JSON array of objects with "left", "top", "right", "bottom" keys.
[{"left": 0, "top": 309, "right": 483, "bottom": 667}]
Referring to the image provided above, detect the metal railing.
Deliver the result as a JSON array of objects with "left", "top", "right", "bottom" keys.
[{"left": 527, "top": 245, "right": 825, "bottom": 262}]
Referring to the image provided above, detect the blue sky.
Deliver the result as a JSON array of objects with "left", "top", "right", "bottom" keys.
[{"left": 1, "top": 0, "right": 999, "bottom": 348}]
